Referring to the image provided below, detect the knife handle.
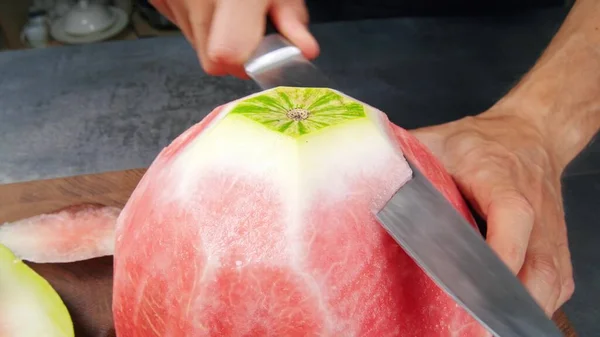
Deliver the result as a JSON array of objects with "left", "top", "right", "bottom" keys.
[
  {"left": 464, "top": 198, "right": 488, "bottom": 238},
  {"left": 265, "top": 17, "right": 278, "bottom": 35}
]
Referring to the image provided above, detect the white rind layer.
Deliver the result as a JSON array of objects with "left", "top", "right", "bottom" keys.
[{"left": 164, "top": 91, "right": 412, "bottom": 266}]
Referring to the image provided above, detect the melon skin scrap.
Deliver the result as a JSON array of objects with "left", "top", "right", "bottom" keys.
[
  {"left": 113, "top": 87, "right": 491, "bottom": 337},
  {"left": 0, "top": 204, "right": 120, "bottom": 263},
  {"left": 0, "top": 243, "right": 74, "bottom": 337}
]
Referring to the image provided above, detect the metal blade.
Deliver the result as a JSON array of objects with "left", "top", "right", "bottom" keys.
[
  {"left": 244, "top": 34, "right": 334, "bottom": 90},
  {"left": 376, "top": 158, "right": 562, "bottom": 337},
  {"left": 246, "top": 33, "right": 561, "bottom": 336}
]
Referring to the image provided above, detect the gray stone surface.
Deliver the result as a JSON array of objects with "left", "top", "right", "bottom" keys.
[
  {"left": 0, "top": 39, "right": 256, "bottom": 183},
  {"left": 1, "top": 6, "right": 599, "bottom": 335},
  {"left": 0, "top": 8, "right": 569, "bottom": 184}
]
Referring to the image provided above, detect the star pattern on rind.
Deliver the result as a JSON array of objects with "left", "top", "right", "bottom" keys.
[{"left": 229, "top": 87, "right": 367, "bottom": 138}]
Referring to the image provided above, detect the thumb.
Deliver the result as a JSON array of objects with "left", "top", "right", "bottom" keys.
[
  {"left": 270, "top": 0, "right": 320, "bottom": 59},
  {"left": 485, "top": 188, "right": 535, "bottom": 274},
  {"left": 410, "top": 126, "right": 447, "bottom": 160}
]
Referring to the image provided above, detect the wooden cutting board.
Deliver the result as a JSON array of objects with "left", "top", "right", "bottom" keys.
[
  {"left": 0, "top": 169, "right": 147, "bottom": 223},
  {"left": 0, "top": 169, "right": 577, "bottom": 336}
]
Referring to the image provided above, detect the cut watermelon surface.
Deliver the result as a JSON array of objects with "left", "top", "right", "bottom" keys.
[
  {"left": 0, "top": 204, "right": 120, "bottom": 263},
  {"left": 113, "top": 87, "right": 491, "bottom": 337}
]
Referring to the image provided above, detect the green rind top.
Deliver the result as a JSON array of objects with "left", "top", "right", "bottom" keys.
[{"left": 228, "top": 87, "right": 367, "bottom": 138}]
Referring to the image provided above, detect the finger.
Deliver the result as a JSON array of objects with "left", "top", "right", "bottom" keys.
[
  {"left": 150, "top": 0, "right": 176, "bottom": 23},
  {"left": 553, "top": 203, "right": 574, "bottom": 309},
  {"left": 186, "top": 0, "right": 227, "bottom": 75},
  {"left": 535, "top": 188, "right": 573, "bottom": 314},
  {"left": 159, "top": 0, "right": 194, "bottom": 44},
  {"left": 270, "top": 0, "right": 320, "bottom": 59},
  {"left": 518, "top": 249, "right": 561, "bottom": 316},
  {"left": 555, "top": 238, "right": 575, "bottom": 309},
  {"left": 208, "top": 0, "right": 269, "bottom": 75},
  {"left": 485, "top": 189, "right": 534, "bottom": 274}
]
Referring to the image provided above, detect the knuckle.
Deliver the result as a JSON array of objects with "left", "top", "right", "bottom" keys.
[
  {"left": 189, "top": 16, "right": 211, "bottom": 31},
  {"left": 470, "top": 166, "right": 495, "bottom": 183},
  {"left": 504, "top": 244, "right": 526, "bottom": 270},
  {"left": 289, "top": 0, "right": 310, "bottom": 23},
  {"left": 502, "top": 191, "right": 535, "bottom": 220},
  {"left": 529, "top": 253, "right": 560, "bottom": 286},
  {"left": 208, "top": 44, "right": 244, "bottom": 66},
  {"left": 561, "top": 276, "right": 575, "bottom": 299},
  {"left": 502, "top": 150, "right": 522, "bottom": 167},
  {"left": 446, "top": 129, "right": 483, "bottom": 157},
  {"left": 199, "top": 59, "right": 222, "bottom": 76}
]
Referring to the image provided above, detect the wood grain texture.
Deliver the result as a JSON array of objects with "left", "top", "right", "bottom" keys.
[
  {"left": 1, "top": 169, "right": 577, "bottom": 336},
  {"left": 553, "top": 309, "right": 577, "bottom": 337},
  {"left": 25, "top": 254, "right": 577, "bottom": 337},
  {"left": 0, "top": 168, "right": 147, "bottom": 223}
]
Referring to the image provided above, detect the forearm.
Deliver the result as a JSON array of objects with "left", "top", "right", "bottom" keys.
[{"left": 489, "top": 0, "right": 600, "bottom": 169}]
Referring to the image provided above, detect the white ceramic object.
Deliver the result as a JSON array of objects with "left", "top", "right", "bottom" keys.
[
  {"left": 51, "top": 0, "right": 76, "bottom": 20},
  {"left": 113, "top": 0, "right": 133, "bottom": 15},
  {"left": 21, "top": 15, "right": 49, "bottom": 48},
  {"left": 50, "top": 6, "right": 128, "bottom": 44},
  {"left": 63, "top": 0, "right": 115, "bottom": 36}
]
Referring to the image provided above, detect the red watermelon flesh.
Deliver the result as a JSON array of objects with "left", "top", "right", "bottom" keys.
[
  {"left": 0, "top": 204, "right": 120, "bottom": 263},
  {"left": 113, "top": 87, "right": 490, "bottom": 337}
]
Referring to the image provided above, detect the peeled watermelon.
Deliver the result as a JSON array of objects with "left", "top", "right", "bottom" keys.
[{"left": 113, "top": 87, "right": 491, "bottom": 336}]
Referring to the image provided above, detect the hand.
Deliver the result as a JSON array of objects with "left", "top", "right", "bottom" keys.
[
  {"left": 410, "top": 109, "right": 575, "bottom": 316},
  {"left": 151, "top": 0, "right": 320, "bottom": 78}
]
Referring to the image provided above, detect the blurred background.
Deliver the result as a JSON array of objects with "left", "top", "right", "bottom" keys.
[
  {"left": 0, "top": 0, "right": 178, "bottom": 51},
  {"left": 0, "top": 0, "right": 572, "bottom": 52}
]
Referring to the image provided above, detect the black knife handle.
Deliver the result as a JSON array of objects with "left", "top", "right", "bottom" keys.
[
  {"left": 265, "top": 17, "right": 278, "bottom": 34},
  {"left": 464, "top": 197, "right": 488, "bottom": 238}
]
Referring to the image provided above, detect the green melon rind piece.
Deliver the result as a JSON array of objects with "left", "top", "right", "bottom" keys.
[
  {"left": 0, "top": 243, "right": 74, "bottom": 337},
  {"left": 228, "top": 87, "right": 367, "bottom": 138}
]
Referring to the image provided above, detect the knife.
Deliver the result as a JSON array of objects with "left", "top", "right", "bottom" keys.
[
  {"left": 377, "top": 164, "right": 563, "bottom": 337},
  {"left": 245, "top": 34, "right": 333, "bottom": 89},
  {"left": 244, "top": 34, "right": 563, "bottom": 337}
]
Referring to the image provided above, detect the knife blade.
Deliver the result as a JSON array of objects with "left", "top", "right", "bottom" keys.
[
  {"left": 245, "top": 34, "right": 563, "bottom": 337},
  {"left": 377, "top": 158, "right": 563, "bottom": 337},
  {"left": 244, "top": 34, "right": 334, "bottom": 90}
]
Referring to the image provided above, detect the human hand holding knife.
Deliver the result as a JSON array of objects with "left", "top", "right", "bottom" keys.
[{"left": 149, "top": 0, "right": 319, "bottom": 78}]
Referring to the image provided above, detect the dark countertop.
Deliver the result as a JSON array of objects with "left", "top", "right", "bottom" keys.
[
  {"left": 1, "top": 6, "right": 598, "bottom": 335},
  {"left": 0, "top": 7, "right": 572, "bottom": 184}
]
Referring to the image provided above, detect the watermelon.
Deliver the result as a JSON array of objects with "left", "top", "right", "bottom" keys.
[
  {"left": 0, "top": 204, "right": 120, "bottom": 263},
  {"left": 113, "top": 87, "right": 491, "bottom": 336},
  {"left": 0, "top": 243, "right": 74, "bottom": 337}
]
